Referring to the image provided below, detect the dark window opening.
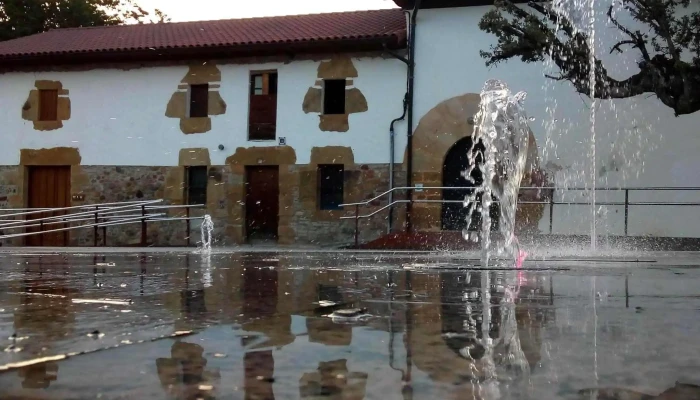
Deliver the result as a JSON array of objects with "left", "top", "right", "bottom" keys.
[
  {"left": 318, "top": 164, "right": 344, "bottom": 210},
  {"left": 248, "top": 72, "right": 278, "bottom": 141},
  {"left": 323, "top": 79, "right": 346, "bottom": 115},
  {"left": 38, "top": 89, "right": 58, "bottom": 121},
  {"left": 189, "top": 84, "right": 209, "bottom": 118},
  {"left": 186, "top": 166, "right": 208, "bottom": 205}
]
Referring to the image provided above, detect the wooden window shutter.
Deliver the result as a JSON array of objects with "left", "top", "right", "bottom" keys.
[
  {"left": 38, "top": 90, "right": 58, "bottom": 121},
  {"left": 189, "top": 84, "right": 209, "bottom": 118}
]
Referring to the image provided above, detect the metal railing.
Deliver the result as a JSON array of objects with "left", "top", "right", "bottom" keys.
[
  {"left": 0, "top": 199, "right": 206, "bottom": 247},
  {"left": 340, "top": 186, "right": 700, "bottom": 247}
]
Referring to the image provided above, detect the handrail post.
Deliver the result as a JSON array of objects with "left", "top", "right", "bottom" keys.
[
  {"left": 102, "top": 223, "right": 107, "bottom": 247},
  {"left": 93, "top": 206, "right": 98, "bottom": 247},
  {"left": 406, "top": 188, "right": 412, "bottom": 233},
  {"left": 354, "top": 205, "right": 359, "bottom": 248},
  {"left": 39, "top": 220, "right": 44, "bottom": 246},
  {"left": 549, "top": 189, "right": 555, "bottom": 234},
  {"left": 140, "top": 205, "right": 147, "bottom": 247},
  {"left": 186, "top": 206, "right": 191, "bottom": 247},
  {"left": 624, "top": 189, "right": 629, "bottom": 236}
]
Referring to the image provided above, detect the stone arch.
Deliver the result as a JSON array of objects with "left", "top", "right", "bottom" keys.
[{"left": 405, "top": 94, "right": 547, "bottom": 232}]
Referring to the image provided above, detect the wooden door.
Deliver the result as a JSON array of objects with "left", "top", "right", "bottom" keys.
[
  {"left": 26, "top": 166, "right": 71, "bottom": 246},
  {"left": 245, "top": 166, "right": 279, "bottom": 240}
]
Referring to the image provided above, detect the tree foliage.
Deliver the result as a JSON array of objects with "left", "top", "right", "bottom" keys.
[
  {"left": 0, "top": 0, "right": 170, "bottom": 42},
  {"left": 479, "top": 0, "right": 700, "bottom": 116}
]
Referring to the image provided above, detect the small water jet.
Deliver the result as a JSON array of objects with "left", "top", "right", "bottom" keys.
[
  {"left": 199, "top": 214, "right": 214, "bottom": 253},
  {"left": 198, "top": 215, "right": 214, "bottom": 287},
  {"left": 463, "top": 79, "right": 532, "bottom": 267}
]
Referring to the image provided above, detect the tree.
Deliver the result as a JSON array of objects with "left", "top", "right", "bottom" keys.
[
  {"left": 478, "top": 0, "right": 700, "bottom": 116},
  {"left": 0, "top": 0, "right": 170, "bottom": 42}
]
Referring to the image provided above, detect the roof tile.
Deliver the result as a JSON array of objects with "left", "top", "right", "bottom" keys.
[{"left": 0, "top": 8, "right": 406, "bottom": 59}]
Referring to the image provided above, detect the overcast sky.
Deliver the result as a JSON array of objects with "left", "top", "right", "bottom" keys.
[{"left": 137, "top": 0, "right": 398, "bottom": 22}]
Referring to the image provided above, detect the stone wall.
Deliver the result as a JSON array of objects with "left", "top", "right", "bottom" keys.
[
  {"left": 0, "top": 165, "right": 22, "bottom": 246},
  {"left": 0, "top": 157, "right": 553, "bottom": 248},
  {"left": 0, "top": 162, "right": 404, "bottom": 248},
  {"left": 71, "top": 166, "right": 204, "bottom": 247},
  {"left": 291, "top": 164, "right": 406, "bottom": 247}
]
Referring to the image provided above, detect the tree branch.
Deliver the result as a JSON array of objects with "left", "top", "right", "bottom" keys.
[
  {"left": 607, "top": 4, "right": 651, "bottom": 61},
  {"left": 479, "top": 0, "right": 700, "bottom": 116}
]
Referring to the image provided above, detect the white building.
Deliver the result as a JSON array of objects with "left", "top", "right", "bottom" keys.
[{"left": 0, "top": 0, "right": 697, "bottom": 247}]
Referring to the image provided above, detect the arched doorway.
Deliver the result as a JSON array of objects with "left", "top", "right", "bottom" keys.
[{"left": 441, "top": 137, "right": 499, "bottom": 231}]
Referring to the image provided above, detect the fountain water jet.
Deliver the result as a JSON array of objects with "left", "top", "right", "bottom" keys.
[
  {"left": 463, "top": 79, "right": 531, "bottom": 267},
  {"left": 199, "top": 214, "right": 214, "bottom": 254}
]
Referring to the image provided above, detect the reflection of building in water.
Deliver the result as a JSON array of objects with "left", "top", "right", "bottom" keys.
[
  {"left": 299, "top": 359, "right": 368, "bottom": 400},
  {"left": 244, "top": 350, "right": 275, "bottom": 400},
  {"left": 17, "top": 362, "right": 59, "bottom": 389},
  {"left": 241, "top": 259, "right": 294, "bottom": 348},
  {"left": 180, "top": 287, "right": 208, "bottom": 328},
  {"left": 11, "top": 256, "right": 78, "bottom": 390},
  {"left": 512, "top": 273, "right": 554, "bottom": 370},
  {"left": 441, "top": 271, "right": 502, "bottom": 360},
  {"left": 407, "top": 271, "right": 549, "bottom": 388},
  {"left": 307, "top": 284, "right": 352, "bottom": 346},
  {"left": 156, "top": 341, "right": 220, "bottom": 400},
  {"left": 13, "top": 256, "right": 77, "bottom": 342}
]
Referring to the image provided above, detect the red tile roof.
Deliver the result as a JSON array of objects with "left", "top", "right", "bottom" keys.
[{"left": 0, "top": 8, "right": 406, "bottom": 64}]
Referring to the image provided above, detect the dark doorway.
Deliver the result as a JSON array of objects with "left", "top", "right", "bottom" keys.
[
  {"left": 26, "top": 166, "right": 71, "bottom": 246},
  {"left": 441, "top": 137, "right": 499, "bottom": 231},
  {"left": 440, "top": 271, "right": 501, "bottom": 361},
  {"left": 245, "top": 166, "right": 279, "bottom": 241}
]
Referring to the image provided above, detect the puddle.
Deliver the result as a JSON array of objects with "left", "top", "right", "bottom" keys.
[{"left": 0, "top": 253, "right": 698, "bottom": 399}]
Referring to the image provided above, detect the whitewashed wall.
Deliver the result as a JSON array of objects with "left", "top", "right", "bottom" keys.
[
  {"left": 406, "top": 4, "right": 700, "bottom": 238},
  {"left": 0, "top": 55, "right": 407, "bottom": 166}
]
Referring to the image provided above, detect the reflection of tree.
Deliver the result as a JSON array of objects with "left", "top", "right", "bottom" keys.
[
  {"left": 299, "top": 359, "right": 368, "bottom": 400},
  {"left": 156, "top": 341, "right": 220, "bottom": 400}
]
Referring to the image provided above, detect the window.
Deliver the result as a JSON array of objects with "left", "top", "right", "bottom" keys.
[
  {"left": 248, "top": 71, "right": 278, "bottom": 141},
  {"left": 323, "top": 79, "right": 346, "bottom": 115},
  {"left": 250, "top": 72, "right": 278, "bottom": 96},
  {"left": 318, "top": 165, "right": 344, "bottom": 210},
  {"left": 185, "top": 166, "right": 208, "bottom": 205},
  {"left": 188, "top": 84, "right": 209, "bottom": 118},
  {"left": 38, "top": 89, "right": 58, "bottom": 121}
]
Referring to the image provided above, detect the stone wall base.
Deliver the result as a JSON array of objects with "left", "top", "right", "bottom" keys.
[{"left": 0, "top": 164, "right": 408, "bottom": 248}]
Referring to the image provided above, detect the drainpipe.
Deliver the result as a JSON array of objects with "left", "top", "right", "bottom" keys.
[
  {"left": 384, "top": 11, "right": 411, "bottom": 235},
  {"left": 388, "top": 95, "right": 408, "bottom": 233},
  {"left": 405, "top": 0, "right": 422, "bottom": 234}
]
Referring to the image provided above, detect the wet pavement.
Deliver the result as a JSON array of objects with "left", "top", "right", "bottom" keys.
[{"left": 0, "top": 251, "right": 699, "bottom": 399}]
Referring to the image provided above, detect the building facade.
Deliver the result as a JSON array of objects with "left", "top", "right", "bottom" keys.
[
  {"left": 0, "top": 10, "right": 409, "bottom": 247},
  {"left": 404, "top": 0, "right": 700, "bottom": 239},
  {"left": 0, "top": 0, "right": 699, "bottom": 247}
]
